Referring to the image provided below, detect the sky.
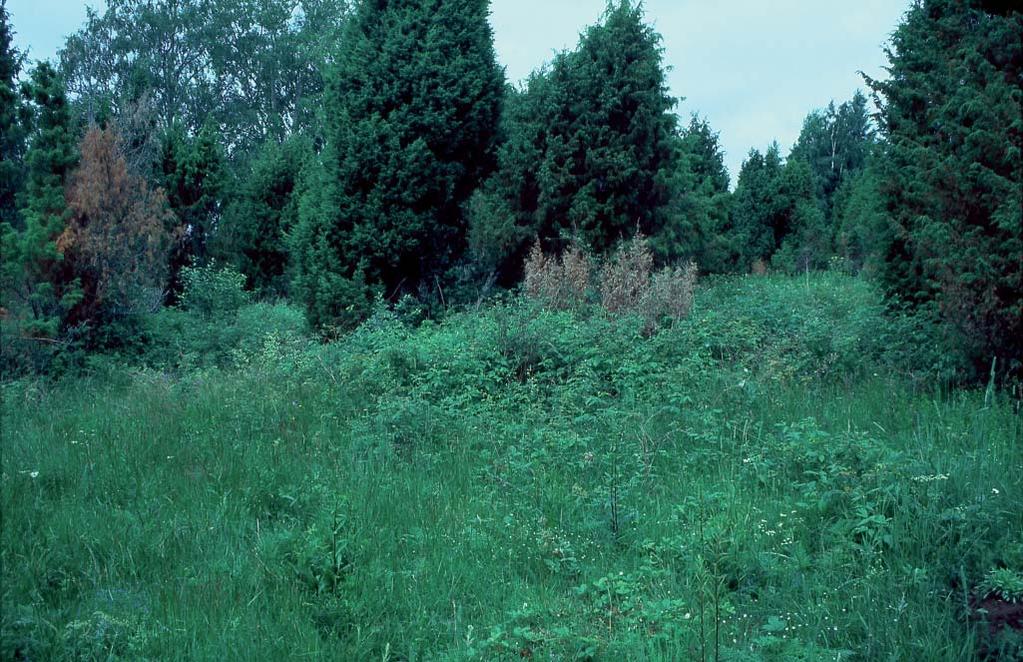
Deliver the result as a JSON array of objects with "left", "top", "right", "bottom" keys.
[{"left": 8, "top": 0, "right": 910, "bottom": 183}]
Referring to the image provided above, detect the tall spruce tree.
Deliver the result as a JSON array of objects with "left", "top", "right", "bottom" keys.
[
  {"left": 292, "top": 0, "right": 504, "bottom": 330},
  {"left": 2, "top": 62, "right": 80, "bottom": 337},
  {"left": 867, "top": 0, "right": 1022, "bottom": 375},
  {"left": 0, "top": 0, "right": 28, "bottom": 228}
]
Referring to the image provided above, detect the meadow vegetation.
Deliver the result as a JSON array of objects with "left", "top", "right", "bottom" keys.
[
  {"left": 3, "top": 269, "right": 1020, "bottom": 660},
  {"left": 2, "top": 0, "right": 1021, "bottom": 658}
]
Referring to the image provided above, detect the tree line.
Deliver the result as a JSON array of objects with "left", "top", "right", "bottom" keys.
[{"left": 0, "top": 0, "right": 1020, "bottom": 378}]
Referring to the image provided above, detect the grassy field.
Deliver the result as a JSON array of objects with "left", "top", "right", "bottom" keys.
[{"left": 2, "top": 273, "right": 1021, "bottom": 660}]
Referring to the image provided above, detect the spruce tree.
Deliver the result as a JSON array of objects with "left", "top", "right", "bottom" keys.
[
  {"left": 292, "top": 0, "right": 504, "bottom": 329},
  {"left": 867, "top": 0, "right": 1022, "bottom": 375}
]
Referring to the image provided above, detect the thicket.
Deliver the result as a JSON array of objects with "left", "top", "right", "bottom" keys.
[
  {"left": 865, "top": 0, "right": 1022, "bottom": 378},
  {"left": 3, "top": 271, "right": 1018, "bottom": 659},
  {"left": 523, "top": 236, "right": 698, "bottom": 335},
  {"left": 1, "top": 0, "right": 1020, "bottom": 381}
]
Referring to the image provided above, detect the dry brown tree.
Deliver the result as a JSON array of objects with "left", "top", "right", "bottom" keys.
[{"left": 59, "top": 126, "right": 175, "bottom": 322}]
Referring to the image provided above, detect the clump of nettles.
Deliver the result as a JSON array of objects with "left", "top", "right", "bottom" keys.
[
  {"left": 524, "top": 235, "right": 697, "bottom": 333},
  {"left": 979, "top": 568, "right": 1023, "bottom": 603}
]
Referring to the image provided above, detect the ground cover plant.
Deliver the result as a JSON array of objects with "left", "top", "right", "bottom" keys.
[{"left": 2, "top": 272, "right": 1020, "bottom": 660}]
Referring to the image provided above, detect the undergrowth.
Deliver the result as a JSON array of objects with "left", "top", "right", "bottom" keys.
[{"left": 2, "top": 273, "right": 1020, "bottom": 660}]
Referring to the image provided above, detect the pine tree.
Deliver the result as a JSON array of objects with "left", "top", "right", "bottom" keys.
[
  {"left": 292, "top": 0, "right": 504, "bottom": 329},
  {"left": 867, "top": 0, "right": 1022, "bottom": 375},
  {"left": 2, "top": 63, "right": 80, "bottom": 337}
]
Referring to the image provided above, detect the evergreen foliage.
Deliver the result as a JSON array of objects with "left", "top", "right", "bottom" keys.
[
  {"left": 729, "top": 144, "right": 782, "bottom": 270},
  {"left": 729, "top": 143, "right": 824, "bottom": 273},
  {"left": 469, "top": 1, "right": 678, "bottom": 283},
  {"left": 0, "top": 0, "right": 28, "bottom": 228},
  {"left": 215, "top": 136, "right": 309, "bottom": 296},
  {"left": 772, "top": 157, "right": 829, "bottom": 273},
  {"left": 291, "top": 0, "right": 504, "bottom": 330},
  {"left": 833, "top": 161, "right": 886, "bottom": 274},
  {"left": 1, "top": 62, "right": 80, "bottom": 338},
  {"left": 655, "top": 115, "right": 733, "bottom": 272},
  {"left": 867, "top": 0, "right": 1023, "bottom": 374},
  {"left": 159, "top": 123, "right": 227, "bottom": 300}
]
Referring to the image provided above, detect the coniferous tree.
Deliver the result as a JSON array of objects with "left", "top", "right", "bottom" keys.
[
  {"left": 730, "top": 142, "right": 821, "bottom": 273},
  {"left": 61, "top": 126, "right": 174, "bottom": 324},
  {"left": 292, "top": 0, "right": 504, "bottom": 329},
  {"left": 159, "top": 122, "right": 227, "bottom": 299},
  {"left": 466, "top": 78, "right": 551, "bottom": 285},
  {"left": 654, "top": 115, "right": 733, "bottom": 272},
  {"left": 470, "top": 1, "right": 678, "bottom": 283},
  {"left": 729, "top": 145, "right": 782, "bottom": 270},
  {"left": 215, "top": 135, "right": 309, "bottom": 295},
  {"left": 773, "top": 157, "right": 828, "bottom": 273},
  {"left": 833, "top": 160, "right": 886, "bottom": 273},
  {"left": 0, "top": 0, "right": 28, "bottom": 228},
  {"left": 867, "top": 0, "right": 1022, "bottom": 375},
  {"left": 540, "top": 1, "right": 678, "bottom": 254},
  {"left": 2, "top": 63, "right": 80, "bottom": 338}
]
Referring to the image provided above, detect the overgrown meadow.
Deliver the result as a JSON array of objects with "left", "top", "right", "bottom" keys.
[{"left": 3, "top": 272, "right": 1021, "bottom": 660}]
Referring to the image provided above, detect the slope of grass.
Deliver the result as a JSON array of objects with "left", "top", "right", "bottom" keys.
[{"left": 2, "top": 273, "right": 1020, "bottom": 660}]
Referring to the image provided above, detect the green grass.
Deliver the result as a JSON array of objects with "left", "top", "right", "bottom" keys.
[{"left": 2, "top": 273, "right": 1021, "bottom": 660}]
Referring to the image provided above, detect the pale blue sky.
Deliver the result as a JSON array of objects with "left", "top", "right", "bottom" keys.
[{"left": 8, "top": 0, "right": 910, "bottom": 182}]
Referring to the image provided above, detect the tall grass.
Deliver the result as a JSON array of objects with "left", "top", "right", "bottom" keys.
[{"left": 2, "top": 273, "right": 1020, "bottom": 660}]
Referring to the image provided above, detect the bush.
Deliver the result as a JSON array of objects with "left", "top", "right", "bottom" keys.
[
  {"left": 177, "top": 261, "right": 250, "bottom": 319},
  {"left": 143, "top": 302, "right": 309, "bottom": 371},
  {"left": 525, "top": 235, "right": 698, "bottom": 334},
  {"left": 523, "top": 241, "right": 591, "bottom": 310}
]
